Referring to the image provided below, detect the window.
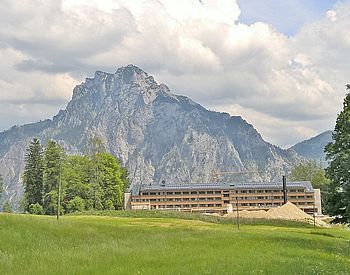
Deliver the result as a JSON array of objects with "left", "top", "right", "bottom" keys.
[
  {"left": 248, "top": 190, "right": 255, "bottom": 193},
  {"left": 199, "top": 191, "right": 205, "bottom": 194},
  {"left": 215, "top": 191, "right": 221, "bottom": 194},
  {"left": 183, "top": 191, "right": 189, "bottom": 195},
  {"left": 142, "top": 192, "right": 149, "bottom": 195},
  {"left": 191, "top": 191, "right": 197, "bottom": 194},
  {"left": 191, "top": 204, "right": 198, "bottom": 207},
  {"left": 207, "top": 191, "right": 213, "bottom": 194},
  {"left": 150, "top": 192, "right": 156, "bottom": 195},
  {"left": 223, "top": 194, "right": 229, "bottom": 197},
  {"left": 175, "top": 192, "right": 181, "bottom": 195},
  {"left": 224, "top": 200, "right": 230, "bottom": 204},
  {"left": 167, "top": 192, "right": 173, "bottom": 195}
]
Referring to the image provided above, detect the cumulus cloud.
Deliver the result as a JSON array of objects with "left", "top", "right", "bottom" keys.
[{"left": 0, "top": 0, "right": 349, "bottom": 147}]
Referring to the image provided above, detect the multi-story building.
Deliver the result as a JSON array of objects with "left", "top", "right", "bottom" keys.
[{"left": 125, "top": 181, "right": 321, "bottom": 215}]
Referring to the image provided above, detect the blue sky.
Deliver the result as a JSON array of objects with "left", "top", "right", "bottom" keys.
[{"left": 238, "top": 0, "right": 339, "bottom": 35}]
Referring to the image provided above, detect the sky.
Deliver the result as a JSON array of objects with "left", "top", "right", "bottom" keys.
[{"left": 0, "top": 0, "right": 349, "bottom": 148}]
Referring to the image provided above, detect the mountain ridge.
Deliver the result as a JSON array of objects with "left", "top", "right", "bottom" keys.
[
  {"left": 0, "top": 64, "right": 302, "bottom": 207},
  {"left": 290, "top": 130, "right": 333, "bottom": 166}
]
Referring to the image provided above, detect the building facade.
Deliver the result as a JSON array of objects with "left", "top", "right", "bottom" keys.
[{"left": 125, "top": 181, "right": 321, "bottom": 215}]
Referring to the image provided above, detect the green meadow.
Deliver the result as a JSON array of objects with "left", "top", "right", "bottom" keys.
[{"left": 0, "top": 213, "right": 349, "bottom": 275}]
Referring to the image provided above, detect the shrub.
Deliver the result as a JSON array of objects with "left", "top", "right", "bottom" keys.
[
  {"left": 3, "top": 201, "right": 12, "bottom": 213},
  {"left": 103, "top": 199, "right": 115, "bottom": 210},
  {"left": 67, "top": 196, "right": 85, "bottom": 213},
  {"left": 29, "top": 203, "right": 44, "bottom": 215}
]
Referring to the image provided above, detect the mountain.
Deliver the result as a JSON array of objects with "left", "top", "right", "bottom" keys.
[
  {"left": 290, "top": 131, "right": 333, "bottom": 165},
  {"left": 0, "top": 65, "right": 302, "bottom": 207}
]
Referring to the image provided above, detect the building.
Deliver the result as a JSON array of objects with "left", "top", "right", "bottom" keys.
[{"left": 125, "top": 181, "right": 322, "bottom": 215}]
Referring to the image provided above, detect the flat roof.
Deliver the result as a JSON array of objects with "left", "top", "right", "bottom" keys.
[{"left": 131, "top": 181, "right": 313, "bottom": 195}]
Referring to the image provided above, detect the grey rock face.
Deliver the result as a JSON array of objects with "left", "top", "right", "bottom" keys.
[{"left": 0, "top": 64, "right": 302, "bottom": 207}]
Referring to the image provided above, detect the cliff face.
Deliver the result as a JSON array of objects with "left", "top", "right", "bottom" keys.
[{"left": 0, "top": 65, "right": 301, "bottom": 207}]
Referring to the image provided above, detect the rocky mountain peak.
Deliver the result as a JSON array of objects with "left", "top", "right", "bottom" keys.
[{"left": 0, "top": 64, "right": 303, "bottom": 207}]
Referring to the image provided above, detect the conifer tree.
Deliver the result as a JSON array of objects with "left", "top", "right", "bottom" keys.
[
  {"left": 0, "top": 174, "right": 4, "bottom": 198},
  {"left": 23, "top": 138, "right": 44, "bottom": 211},
  {"left": 3, "top": 200, "right": 12, "bottom": 213},
  {"left": 43, "top": 140, "right": 64, "bottom": 215},
  {"left": 325, "top": 85, "right": 350, "bottom": 223}
]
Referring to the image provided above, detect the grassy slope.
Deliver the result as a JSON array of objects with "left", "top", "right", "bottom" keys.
[{"left": 0, "top": 213, "right": 349, "bottom": 275}]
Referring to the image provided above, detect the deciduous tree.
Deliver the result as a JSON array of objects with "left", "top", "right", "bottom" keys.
[{"left": 325, "top": 85, "right": 350, "bottom": 223}]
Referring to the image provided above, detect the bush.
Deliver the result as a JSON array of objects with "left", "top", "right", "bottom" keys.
[
  {"left": 103, "top": 199, "right": 115, "bottom": 210},
  {"left": 67, "top": 196, "right": 85, "bottom": 213},
  {"left": 29, "top": 203, "right": 44, "bottom": 215},
  {"left": 3, "top": 201, "right": 12, "bottom": 213}
]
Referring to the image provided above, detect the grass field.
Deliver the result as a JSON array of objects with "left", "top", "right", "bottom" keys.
[{"left": 0, "top": 213, "right": 349, "bottom": 275}]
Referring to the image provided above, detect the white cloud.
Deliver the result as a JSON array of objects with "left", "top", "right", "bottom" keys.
[{"left": 0, "top": 0, "right": 349, "bottom": 147}]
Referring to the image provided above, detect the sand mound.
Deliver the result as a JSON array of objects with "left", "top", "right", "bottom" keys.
[
  {"left": 267, "top": 202, "right": 311, "bottom": 221},
  {"left": 221, "top": 202, "right": 329, "bottom": 227}
]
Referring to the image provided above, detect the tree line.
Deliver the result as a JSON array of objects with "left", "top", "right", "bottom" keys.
[
  {"left": 22, "top": 138, "right": 129, "bottom": 215},
  {"left": 324, "top": 84, "right": 350, "bottom": 223},
  {"left": 291, "top": 84, "right": 350, "bottom": 224},
  {"left": 289, "top": 160, "right": 329, "bottom": 213}
]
